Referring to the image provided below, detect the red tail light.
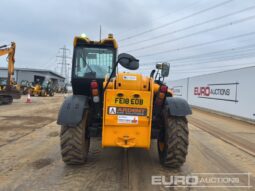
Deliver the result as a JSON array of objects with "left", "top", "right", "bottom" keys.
[
  {"left": 160, "top": 85, "right": 168, "bottom": 93},
  {"left": 91, "top": 81, "right": 98, "bottom": 89}
]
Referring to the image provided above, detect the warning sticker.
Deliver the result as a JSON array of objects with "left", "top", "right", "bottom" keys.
[
  {"left": 123, "top": 75, "right": 137, "bottom": 81},
  {"left": 118, "top": 115, "right": 138, "bottom": 124},
  {"left": 108, "top": 107, "right": 147, "bottom": 116}
]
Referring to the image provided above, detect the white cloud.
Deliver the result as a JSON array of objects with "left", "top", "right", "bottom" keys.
[{"left": 1, "top": 0, "right": 255, "bottom": 80}]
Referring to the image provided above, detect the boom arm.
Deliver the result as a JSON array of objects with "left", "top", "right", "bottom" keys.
[{"left": 0, "top": 42, "right": 16, "bottom": 87}]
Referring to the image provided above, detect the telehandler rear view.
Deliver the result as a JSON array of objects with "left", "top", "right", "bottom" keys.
[{"left": 57, "top": 34, "right": 191, "bottom": 168}]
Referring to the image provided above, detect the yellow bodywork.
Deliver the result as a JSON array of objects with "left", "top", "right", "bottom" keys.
[
  {"left": 31, "top": 84, "right": 42, "bottom": 96},
  {"left": 72, "top": 34, "right": 173, "bottom": 149},
  {"left": 102, "top": 73, "right": 154, "bottom": 149}
]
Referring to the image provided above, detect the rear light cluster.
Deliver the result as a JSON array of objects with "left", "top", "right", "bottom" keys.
[
  {"left": 90, "top": 81, "right": 100, "bottom": 103},
  {"left": 155, "top": 85, "right": 168, "bottom": 106},
  {"left": 160, "top": 85, "right": 168, "bottom": 93}
]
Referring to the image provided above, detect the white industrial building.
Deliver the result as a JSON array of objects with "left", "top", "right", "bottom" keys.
[
  {"left": 0, "top": 67, "right": 65, "bottom": 87},
  {"left": 167, "top": 66, "right": 255, "bottom": 122}
]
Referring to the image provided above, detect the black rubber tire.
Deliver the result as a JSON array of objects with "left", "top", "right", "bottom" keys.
[
  {"left": 0, "top": 96, "right": 3, "bottom": 105},
  {"left": 60, "top": 111, "right": 90, "bottom": 165},
  {"left": 8, "top": 96, "right": 13, "bottom": 104},
  {"left": 0, "top": 96, "right": 13, "bottom": 105},
  {"left": 157, "top": 112, "right": 189, "bottom": 168}
]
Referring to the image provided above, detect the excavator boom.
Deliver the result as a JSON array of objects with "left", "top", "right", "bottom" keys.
[{"left": 0, "top": 42, "right": 20, "bottom": 105}]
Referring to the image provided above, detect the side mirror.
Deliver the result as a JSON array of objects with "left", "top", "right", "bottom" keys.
[
  {"left": 156, "top": 62, "right": 170, "bottom": 77},
  {"left": 118, "top": 53, "right": 139, "bottom": 70},
  {"left": 161, "top": 62, "right": 170, "bottom": 77},
  {"left": 103, "top": 53, "right": 139, "bottom": 92}
]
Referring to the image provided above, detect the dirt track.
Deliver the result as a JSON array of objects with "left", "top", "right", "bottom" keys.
[{"left": 0, "top": 95, "right": 254, "bottom": 191}]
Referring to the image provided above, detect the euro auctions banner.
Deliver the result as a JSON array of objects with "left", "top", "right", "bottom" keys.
[
  {"left": 171, "top": 86, "right": 183, "bottom": 97},
  {"left": 193, "top": 82, "right": 238, "bottom": 102},
  {"left": 168, "top": 66, "right": 255, "bottom": 121}
]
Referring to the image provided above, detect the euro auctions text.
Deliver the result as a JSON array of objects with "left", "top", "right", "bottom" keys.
[{"left": 152, "top": 173, "right": 251, "bottom": 188}]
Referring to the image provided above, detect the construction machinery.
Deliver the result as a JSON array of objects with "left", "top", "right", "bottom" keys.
[
  {"left": 19, "top": 80, "right": 33, "bottom": 95},
  {"left": 42, "top": 80, "right": 55, "bottom": 96},
  {"left": 30, "top": 80, "right": 54, "bottom": 97},
  {"left": 30, "top": 83, "right": 42, "bottom": 96},
  {"left": 55, "top": 83, "right": 69, "bottom": 94},
  {"left": 0, "top": 79, "right": 7, "bottom": 91},
  {"left": 57, "top": 34, "right": 192, "bottom": 168},
  {"left": 0, "top": 42, "right": 21, "bottom": 105}
]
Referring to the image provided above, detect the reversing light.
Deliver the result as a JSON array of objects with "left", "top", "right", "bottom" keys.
[{"left": 93, "top": 96, "right": 100, "bottom": 103}]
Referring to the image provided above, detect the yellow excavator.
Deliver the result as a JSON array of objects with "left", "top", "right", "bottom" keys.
[{"left": 0, "top": 42, "right": 21, "bottom": 105}]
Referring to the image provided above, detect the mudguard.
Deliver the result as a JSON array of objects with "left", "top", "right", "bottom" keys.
[
  {"left": 165, "top": 97, "right": 192, "bottom": 116},
  {"left": 57, "top": 95, "right": 89, "bottom": 126}
]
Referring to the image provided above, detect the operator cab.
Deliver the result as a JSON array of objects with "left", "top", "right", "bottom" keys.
[{"left": 71, "top": 34, "right": 117, "bottom": 96}]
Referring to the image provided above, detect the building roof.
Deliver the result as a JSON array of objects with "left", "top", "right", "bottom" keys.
[{"left": 0, "top": 67, "right": 65, "bottom": 79}]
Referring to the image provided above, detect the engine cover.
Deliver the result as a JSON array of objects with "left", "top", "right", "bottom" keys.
[{"left": 115, "top": 73, "right": 150, "bottom": 91}]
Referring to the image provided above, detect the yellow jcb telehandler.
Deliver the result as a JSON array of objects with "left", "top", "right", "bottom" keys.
[{"left": 57, "top": 34, "right": 192, "bottom": 168}]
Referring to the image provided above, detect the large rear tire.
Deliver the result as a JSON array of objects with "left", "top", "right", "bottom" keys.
[
  {"left": 0, "top": 95, "right": 13, "bottom": 105},
  {"left": 60, "top": 111, "right": 90, "bottom": 165},
  {"left": 157, "top": 112, "right": 189, "bottom": 168}
]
